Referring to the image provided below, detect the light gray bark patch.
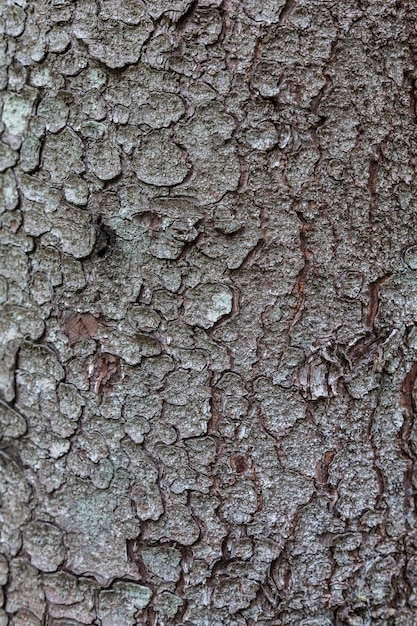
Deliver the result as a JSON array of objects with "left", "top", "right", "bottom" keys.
[
  {"left": 184, "top": 283, "right": 233, "bottom": 328},
  {"left": 23, "top": 521, "right": 66, "bottom": 572},
  {"left": 98, "top": 582, "right": 152, "bottom": 626},
  {"left": 0, "top": 143, "right": 18, "bottom": 172},
  {"left": 86, "top": 140, "right": 122, "bottom": 181},
  {"left": 3, "top": 0, "right": 417, "bottom": 623},
  {"left": 37, "top": 95, "right": 70, "bottom": 133},
  {"left": 42, "top": 129, "right": 84, "bottom": 183},
  {"left": 133, "top": 131, "right": 190, "bottom": 186}
]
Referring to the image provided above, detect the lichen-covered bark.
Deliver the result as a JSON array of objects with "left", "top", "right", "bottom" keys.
[{"left": 2, "top": 1, "right": 417, "bottom": 624}]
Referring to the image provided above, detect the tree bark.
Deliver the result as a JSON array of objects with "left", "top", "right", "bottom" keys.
[{"left": 2, "top": 1, "right": 417, "bottom": 624}]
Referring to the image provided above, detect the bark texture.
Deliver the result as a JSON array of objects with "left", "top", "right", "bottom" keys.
[{"left": 2, "top": 1, "right": 417, "bottom": 624}]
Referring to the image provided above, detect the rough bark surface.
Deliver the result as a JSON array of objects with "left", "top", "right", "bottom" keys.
[{"left": 2, "top": 1, "right": 417, "bottom": 624}]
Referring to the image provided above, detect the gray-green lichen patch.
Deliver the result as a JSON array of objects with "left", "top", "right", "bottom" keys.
[
  {"left": 98, "top": 582, "right": 152, "bottom": 626},
  {"left": 184, "top": 283, "right": 234, "bottom": 328},
  {"left": 142, "top": 546, "right": 182, "bottom": 582},
  {"left": 0, "top": 143, "right": 18, "bottom": 172},
  {"left": 2, "top": 90, "right": 36, "bottom": 135}
]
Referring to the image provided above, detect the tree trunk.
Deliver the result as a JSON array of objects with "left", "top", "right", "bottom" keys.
[{"left": 2, "top": 1, "right": 417, "bottom": 624}]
